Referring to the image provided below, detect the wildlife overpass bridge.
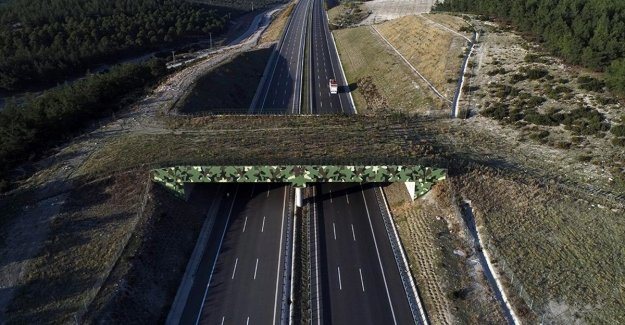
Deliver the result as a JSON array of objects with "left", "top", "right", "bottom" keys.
[{"left": 151, "top": 165, "right": 446, "bottom": 202}]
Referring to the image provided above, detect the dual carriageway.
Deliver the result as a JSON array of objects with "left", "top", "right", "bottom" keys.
[{"left": 174, "top": 0, "right": 426, "bottom": 323}]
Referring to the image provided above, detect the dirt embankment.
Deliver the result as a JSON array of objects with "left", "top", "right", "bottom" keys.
[
  {"left": 448, "top": 165, "right": 625, "bottom": 324},
  {"left": 85, "top": 183, "right": 216, "bottom": 323},
  {"left": 1, "top": 172, "right": 148, "bottom": 323},
  {"left": 384, "top": 181, "right": 506, "bottom": 325}
]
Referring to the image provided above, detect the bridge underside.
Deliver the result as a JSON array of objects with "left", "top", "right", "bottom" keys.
[{"left": 151, "top": 165, "right": 446, "bottom": 199}]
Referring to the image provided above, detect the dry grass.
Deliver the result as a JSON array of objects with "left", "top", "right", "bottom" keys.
[
  {"left": 423, "top": 13, "right": 472, "bottom": 33},
  {"left": 260, "top": 2, "right": 295, "bottom": 44},
  {"left": 84, "top": 182, "right": 213, "bottom": 323},
  {"left": 384, "top": 182, "right": 506, "bottom": 325},
  {"left": 327, "top": 3, "right": 369, "bottom": 28},
  {"left": 449, "top": 166, "right": 625, "bottom": 323},
  {"left": 74, "top": 115, "right": 441, "bottom": 177},
  {"left": 333, "top": 26, "right": 436, "bottom": 113},
  {"left": 2, "top": 10, "right": 624, "bottom": 324},
  {"left": 376, "top": 15, "right": 466, "bottom": 100},
  {"left": 2, "top": 173, "right": 148, "bottom": 323},
  {"left": 327, "top": 3, "right": 345, "bottom": 23},
  {"left": 177, "top": 47, "right": 272, "bottom": 113},
  {"left": 361, "top": 0, "right": 435, "bottom": 24}
]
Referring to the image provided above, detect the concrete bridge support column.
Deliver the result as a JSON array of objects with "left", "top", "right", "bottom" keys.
[
  {"left": 295, "top": 186, "right": 304, "bottom": 208},
  {"left": 405, "top": 181, "right": 416, "bottom": 201}
]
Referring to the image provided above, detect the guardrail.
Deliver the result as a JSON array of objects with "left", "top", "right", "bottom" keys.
[
  {"left": 250, "top": 0, "right": 300, "bottom": 113},
  {"left": 373, "top": 186, "right": 429, "bottom": 325},
  {"left": 280, "top": 188, "right": 295, "bottom": 325},
  {"left": 165, "top": 187, "right": 224, "bottom": 324}
]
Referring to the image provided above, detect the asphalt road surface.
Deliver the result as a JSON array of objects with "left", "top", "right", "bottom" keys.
[
  {"left": 179, "top": 184, "right": 292, "bottom": 325},
  {"left": 311, "top": 183, "right": 415, "bottom": 324},
  {"left": 255, "top": 0, "right": 310, "bottom": 113},
  {"left": 308, "top": 0, "right": 354, "bottom": 114}
]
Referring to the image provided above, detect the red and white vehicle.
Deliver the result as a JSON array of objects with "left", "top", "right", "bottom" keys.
[{"left": 329, "top": 79, "right": 338, "bottom": 94}]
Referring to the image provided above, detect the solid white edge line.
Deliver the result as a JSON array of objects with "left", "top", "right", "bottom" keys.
[
  {"left": 307, "top": 0, "right": 314, "bottom": 113},
  {"left": 330, "top": 31, "right": 356, "bottom": 113},
  {"left": 289, "top": 185, "right": 298, "bottom": 324},
  {"left": 320, "top": 6, "right": 349, "bottom": 113},
  {"left": 259, "top": 0, "right": 299, "bottom": 111},
  {"left": 293, "top": 0, "right": 309, "bottom": 114},
  {"left": 194, "top": 186, "right": 240, "bottom": 325},
  {"left": 272, "top": 186, "right": 288, "bottom": 325},
  {"left": 313, "top": 186, "right": 321, "bottom": 325},
  {"left": 360, "top": 185, "right": 398, "bottom": 325},
  {"left": 377, "top": 186, "right": 429, "bottom": 325}
]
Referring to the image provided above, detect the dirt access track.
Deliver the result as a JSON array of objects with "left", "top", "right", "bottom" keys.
[
  {"left": 0, "top": 4, "right": 296, "bottom": 322},
  {"left": 1, "top": 3, "right": 624, "bottom": 325}
]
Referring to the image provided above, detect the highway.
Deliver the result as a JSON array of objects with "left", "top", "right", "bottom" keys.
[
  {"left": 308, "top": 0, "right": 354, "bottom": 113},
  {"left": 304, "top": 2, "right": 418, "bottom": 322},
  {"left": 254, "top": 0, "right": 310, "bottom": 113},
  {"left": 311, "top": 183, "right": 416, "bottom": 324},
  {"left": 179, "top": 184, "right": 292, "bottom": 325},
  {"left": 176, "top": 0, "right": 419, "bottom": 323}
]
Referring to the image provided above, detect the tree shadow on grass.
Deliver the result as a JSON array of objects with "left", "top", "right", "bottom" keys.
[
  {"left": 1, "top": 173, "right": 147, "bottom": 324},
  {"left": 4, "top": 266, "right": 105, "bottom": 324}
]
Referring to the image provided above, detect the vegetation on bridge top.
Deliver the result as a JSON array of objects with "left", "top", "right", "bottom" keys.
[{"left": 76, "top": 114, "right": 445, "bottom": 178}]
